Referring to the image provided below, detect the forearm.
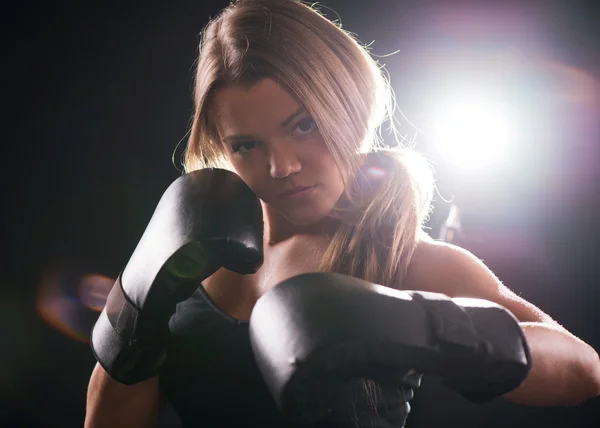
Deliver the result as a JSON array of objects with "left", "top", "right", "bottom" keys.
[
  {"left": 502, "top": 322, "right": 600, "bottom": 406},
  {"left": 85, "top": 363, "right": 161, "bottom": 428}
]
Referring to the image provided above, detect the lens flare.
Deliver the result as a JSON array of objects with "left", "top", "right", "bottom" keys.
[
  {"left": 431, "top": 96, "right": 511, "bottom": 171},
  {"left": 365, "top": 165, "right": 387, "bottom": 180},
  {"left": 36, "top": 264, "right": 114, "bottom": 343},
  {"left": 78, "top": 274, "right": 114, "bottom": 312}
]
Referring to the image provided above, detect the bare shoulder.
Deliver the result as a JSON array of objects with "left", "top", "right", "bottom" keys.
[
  {"left": 403, "top": 233, "right": 474, "bottom": 295},
  {"left": 404, "top": 232, "right": 555, "bottom": 323}
]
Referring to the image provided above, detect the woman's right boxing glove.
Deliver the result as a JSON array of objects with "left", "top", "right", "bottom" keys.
[{"left": 91, "top": 168, "right": 264, "bottom": 385}]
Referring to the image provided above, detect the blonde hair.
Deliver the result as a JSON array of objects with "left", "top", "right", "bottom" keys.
[{"left": 184, "top": 0, "right": 434, "bottom": 289}]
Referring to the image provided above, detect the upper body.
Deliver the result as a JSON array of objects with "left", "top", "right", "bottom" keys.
[{"left": 85, "top": 0, "right": 600, "bottom": 427}]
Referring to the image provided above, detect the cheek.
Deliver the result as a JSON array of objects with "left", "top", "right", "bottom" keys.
[
  {"left": 229, "top": 158, "right": 269, "bottom": 196},
  {"left": 315, "top": 151, "right": 345, "bottom": 196}
]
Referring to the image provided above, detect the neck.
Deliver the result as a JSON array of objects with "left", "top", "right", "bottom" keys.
[{"left": 261, "top": 202, "right": 339, "bottom": 246}]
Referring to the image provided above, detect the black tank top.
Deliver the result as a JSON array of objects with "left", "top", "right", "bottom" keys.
[{"left": 160, "top": 286, "right": 421, "bottom": 428}]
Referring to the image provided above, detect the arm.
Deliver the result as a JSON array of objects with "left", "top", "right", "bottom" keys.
[
  {"left": 407, "top": 239, "right": 600, "bottom": 406},
  {"left": 502, "top": 322, "right": 600, "bottom": 406},
  {"left": 85, "top": 363, "right": 162, "bottom": 428}
]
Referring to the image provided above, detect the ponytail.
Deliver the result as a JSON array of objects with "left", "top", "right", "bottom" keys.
[{"left": 320, "top": 147, "right": 434, "bottom": 289}]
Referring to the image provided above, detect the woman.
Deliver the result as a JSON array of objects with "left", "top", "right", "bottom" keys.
[{"left": 85, "top": 0, "right": 600, "bottom": 427}]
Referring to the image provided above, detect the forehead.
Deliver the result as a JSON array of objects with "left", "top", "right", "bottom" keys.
[{"left": 211, "top": 79, "right": 302, "bottom": 137}]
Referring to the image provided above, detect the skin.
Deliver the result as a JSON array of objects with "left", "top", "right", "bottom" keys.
[
  {"left": 204, "top": 78, "right": 346, "bottom": 319},
  {"left": 211, "top": 78, "right": 345, "bottom": 242}
]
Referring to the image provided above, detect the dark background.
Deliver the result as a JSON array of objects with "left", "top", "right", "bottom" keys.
[{"left": 3, "top": 0, "right": 599, "bottom": 426}]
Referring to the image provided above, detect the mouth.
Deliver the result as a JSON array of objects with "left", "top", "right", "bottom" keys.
[{"left": 280, "top": 185, "right": 316, "bottom": 198}]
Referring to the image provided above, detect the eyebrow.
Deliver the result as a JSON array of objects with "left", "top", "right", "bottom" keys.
[{"left": 223, "top": 106, "right": 306, "bottom": 142}]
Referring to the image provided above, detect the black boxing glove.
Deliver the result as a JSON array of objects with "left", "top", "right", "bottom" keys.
[
  {"left": 91, "top": 169, "right": 263, "bottom": 385},
  {"left": 249, "top": 272, "right": 531, "bottom": 424},
  {"left": 407, "top": 292, "right": 532, "bottom": 403}
]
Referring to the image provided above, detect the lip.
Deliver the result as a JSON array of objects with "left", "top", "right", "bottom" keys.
[{"left": 280, "top": 185, "right": 316, "bottom": 198}]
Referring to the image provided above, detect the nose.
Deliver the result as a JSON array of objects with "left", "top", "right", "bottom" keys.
[{"left": 269, "top": 143, "right": 302, "bottom": 179}]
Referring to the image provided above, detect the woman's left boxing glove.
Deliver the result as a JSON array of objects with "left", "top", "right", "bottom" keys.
[{"left": 249, "top": 272, "right": 531, "bottom": 424}]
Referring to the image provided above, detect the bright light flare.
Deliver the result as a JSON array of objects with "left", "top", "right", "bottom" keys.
[
  {"left": 36, "top": 265, "right": 114, "bottom": 343},
  {"left": 431, "top": 96, "right": 512, "bottom": 171}
]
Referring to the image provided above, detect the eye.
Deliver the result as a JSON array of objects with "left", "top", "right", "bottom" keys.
[
  {"left": 231, "top": 141, "right": 258, "bottom": 154},
  {"left": 291, "top": 117, "right": 318, "bottom": 137}
]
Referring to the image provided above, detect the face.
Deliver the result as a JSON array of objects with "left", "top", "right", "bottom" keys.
[{"left": 211, "top": 79, "right": 345, "bottom": 225}]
